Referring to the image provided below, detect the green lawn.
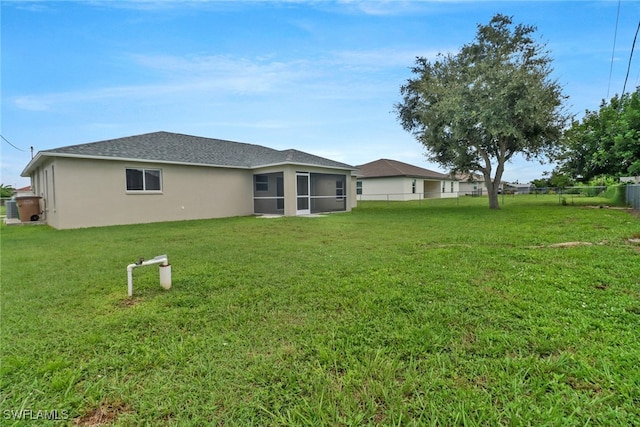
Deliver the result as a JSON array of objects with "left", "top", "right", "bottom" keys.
[{"left": 1, "top": 196, "right": 639, "bottom": 426}]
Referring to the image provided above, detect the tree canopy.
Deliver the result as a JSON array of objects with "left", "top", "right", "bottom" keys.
[
  {"left": 396, "top": 14, "right": 569, "bottom": 208},
  {"left": 1, "top": 184, "right": 15, "bottom": 198},
  {"left": 558, "top": 89, "right": 640, "bottom": 182}
]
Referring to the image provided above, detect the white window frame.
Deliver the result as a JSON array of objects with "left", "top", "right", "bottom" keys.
[
  {"left": 336, "top": 179, "right": 345, "bottom": 200},
  {"left": 126, "top": 168, "right": 162, "bottom": 193},
  {"left": 255, "top": 174, "right": 269, "bottom": 192}
]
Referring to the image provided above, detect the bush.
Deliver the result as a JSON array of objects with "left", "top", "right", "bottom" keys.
[{"left": 603, "top": 184, "right": 626, "bottom": 206}]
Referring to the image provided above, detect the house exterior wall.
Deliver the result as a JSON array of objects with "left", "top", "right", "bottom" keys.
[
  {"left": 28, "top": 157, "right": 355, "bottom": 229},
  {"left": 459, "top": 180, "right": 487, "bottom": 196},
  {"left": 349, "top": 176, "right": 358, "bottom": 209},
  {"left": 32, "top": 157, "right": 253, "bottom": 229},
  {"left": 359, "top": 177, "right": 459, "bottom": 200},
  {"left": 440, "top": 180, "right": 460, "bottom": 199},
  {"left": 358, "top": 177, "right": 415, "bottom": 201}
]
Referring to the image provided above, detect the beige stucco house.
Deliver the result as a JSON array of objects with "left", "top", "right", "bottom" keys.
[
  {"left": 21, "top": 131, "right": 358, "bottom": 229},
  {"left": 356, "top": 159, "right": 459, "bottom": 201},
  {"left": 455, "top": 172, "right": 488, "bottom": 196}
]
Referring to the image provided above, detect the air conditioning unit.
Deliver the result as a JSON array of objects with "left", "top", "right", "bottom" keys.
[{"left": 5, "top": 200, "right": 19, "bottom": 219}]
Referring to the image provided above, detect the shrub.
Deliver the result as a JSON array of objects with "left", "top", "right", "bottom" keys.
[{"left": 603, "top": 184, "right": 626, "bottom": 206}]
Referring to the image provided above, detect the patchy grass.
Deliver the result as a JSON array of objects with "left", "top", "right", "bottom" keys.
[{"left": 1, "top": 196, "right": 639, "bottom": 425}]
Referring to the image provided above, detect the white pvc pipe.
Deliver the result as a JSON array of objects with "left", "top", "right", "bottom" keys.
[
  {"left": 127, "top": 255, "right": 169, "bottom": 297},
  {"left": 160, "top": 264, "right": 172, "bottom": 290}
]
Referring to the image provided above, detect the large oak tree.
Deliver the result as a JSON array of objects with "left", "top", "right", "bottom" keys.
[{"left": 396, "top": 14, "right": 569, "bottom": 208}]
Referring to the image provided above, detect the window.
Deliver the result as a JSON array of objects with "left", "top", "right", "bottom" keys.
[
  {"left": 356, "top": 181, "right": 362, "bottom": 195},
  {"left": 126, "top": 168, "right": 162, "bottom": 192},
  {"left": 336, "top": 180, "right": 345, "bottom": 200},
  {"left": 451, "top": 182, "right": 454, "bottom": 193},
  {"left": 412, "top": 179, "right": 416, "bottom": 194},
  {"left": 255, "top": 175, "right": 269, "bottom": 192},
  {"left": 442, "top": 181, "right": 445, "bottom": 193}
]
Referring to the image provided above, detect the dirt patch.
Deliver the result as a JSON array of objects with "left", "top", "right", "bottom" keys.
[
  {"left": 74, "top": 400, "right": 131, "bottom": 426},
  {"left": 526, "top": 241, "right": 609, "bottom": 249},
  {"left": 118, "top": 297, "right": 142, "bottom": 308},
  {"left": 547, "top": 241, "right": 593, "bottom": 248},
  {"left": 583, "top": 205, "right": 632, "bottom": 211}
]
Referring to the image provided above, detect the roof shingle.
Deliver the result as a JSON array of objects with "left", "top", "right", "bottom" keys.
[
  {"left": 28, "top": 131, "right": 355, "bottom": 171},
  {"left": 357, "top": 159, "right": 450, "bottom": 179}
]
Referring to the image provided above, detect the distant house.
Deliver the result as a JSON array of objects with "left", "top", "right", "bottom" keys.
[
  {"left": 15, "top": 185, "right": 32, "bottom": 194},
  {"left": 621, "top": 176, "right": 640, "bottom": 184},
  {"left": 503, "top": 182, "right": 534, "bottom": 194},
  {"left": 21, "top": 131, "right": 358, "bottom": 229},
  {"left": 455, "top": 173, "right": 487, "bottom": 196},
  {"left": 356, "top": 159, "right": 459, "bottom": 201}
]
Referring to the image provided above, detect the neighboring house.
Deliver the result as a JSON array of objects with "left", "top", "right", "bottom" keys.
[
  {"left": 15, "top": 186, "right": 33, "bottom": 196},
  {"left": 503, "top": 182, "right": 534, "bottom": 194},
  {"left": 356, "top": 159, "right": 459, "bottom": 200},
  {"left": 455, "top": 173, "right": 487, "bottom": 196},
  {"left": 21, "top": 131, "right": 358, "bottom": 229},
  {"left": 621, "top": 176, "right": 640, "bottom": 184}
]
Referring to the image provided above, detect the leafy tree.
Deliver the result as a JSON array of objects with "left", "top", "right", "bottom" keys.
[
  {"left": 558, "top": 90, "right": 640, "bottom": 182},
  {"left": 531, "top": 177, "right": 550, "bottom": 188},
  {"left": 533, "top": 170, "right": 573, "bottom": 189},
  {"left": 1, "top": 184, "right": 15, "bottom": 198},
  {"left": 396, "top": 14, "right": 569, "bottom": 209},
  {"left": 549, "top": 171, "right": 573, "bottom": 189}
]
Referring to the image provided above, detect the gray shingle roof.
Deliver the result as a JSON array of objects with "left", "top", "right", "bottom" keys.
[
  {"left": 28, "top": 131, "right": 355, "bottom": 171},
  {"left": 357, "top": 159, "right": 450, "bottom": 180}
]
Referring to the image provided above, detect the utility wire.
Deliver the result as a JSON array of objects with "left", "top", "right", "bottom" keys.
[
  {"left": 607, "top": 0, "right": 621, "bottom": 100},
  {"left": 1, "top": 134, "right": 28, "bottom": 152},
  {"left": 622, "top": 19, "right": 640, "bottom": 96}
]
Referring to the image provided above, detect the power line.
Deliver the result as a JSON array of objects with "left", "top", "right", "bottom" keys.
[
  {"left": 607, "top": 0, "right": 621, "bottom": 100},
  {"left": 622, "top": 19, "right": 640, "bottom": 96},
  {"left": 1, "top": 134, "right": 28, "bottom": 152}
]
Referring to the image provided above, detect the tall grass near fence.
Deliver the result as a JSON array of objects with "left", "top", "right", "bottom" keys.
[{"left": 1, "top": 196, "right": 639, "bottom": 425}]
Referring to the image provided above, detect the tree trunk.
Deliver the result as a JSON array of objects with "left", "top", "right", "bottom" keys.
[
  {"left": 485, "top": 176, "right": 501, "bottom": 209},
  {"left": 487, "top": 183, "right": 500, "bottom": 209},
  {"left": 485, "top": 155, "right": 505, "bottom": 209}
]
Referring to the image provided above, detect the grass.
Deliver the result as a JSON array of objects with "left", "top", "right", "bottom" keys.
[{"left": 1, "top": 195, "right": 639, "bottom": 426}]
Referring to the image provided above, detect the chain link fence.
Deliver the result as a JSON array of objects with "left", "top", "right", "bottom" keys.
[{"left": 356, "top": 185, "right": 639, "bottom": 209}]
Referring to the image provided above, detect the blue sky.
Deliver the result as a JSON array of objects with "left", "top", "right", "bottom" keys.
[{"left": 2, "top": 0, "right": 639, "bottom": 188}]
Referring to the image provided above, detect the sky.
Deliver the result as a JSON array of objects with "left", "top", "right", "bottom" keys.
[{"left": 2, "top": 0, "right": 640, "bottom": 188}]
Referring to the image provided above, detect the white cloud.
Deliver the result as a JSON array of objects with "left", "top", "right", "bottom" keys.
[
  {"left": 11, "top": 47, "right": 430, "bottom": 111},
  {"left": 10, "top": 54, "right": 310, "bottom": 111},
  {"left": 333, "top": 0, "right": 449, "bottom": 17},
  {"left": 329, "top": 48, "right": 444, "bottom": 70},
  {"left": 129, "top": 53, "right": 319, "bottom": 88}
]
